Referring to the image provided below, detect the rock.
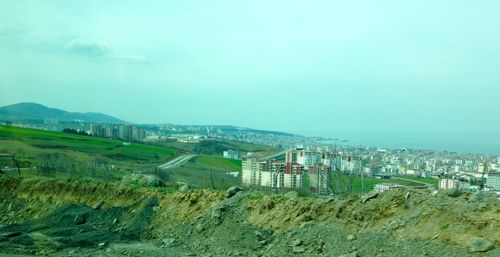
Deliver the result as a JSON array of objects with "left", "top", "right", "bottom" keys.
[
  {"left": 255, "top": 228, "right": 273, "bottom": 241},
  {"left": 92, "top": 201, "right": 104, "bottom": 210},
  {"left": 387, "top": 221, "right": 401, "bottom": 230},
  {"left": 469, "top": 191, "right": 498, "bottom": 203},
  {"left": 300, "top": 222, "right": 313, "bottom": 229},
  {"left": 293, "top": 246, "right": 306, "bottom": 254},
  {"left": 346, "top": 234, "right": 357, "bottom": 241},
  {"left": 313, "top": 239, "right": 326, "bottom": 253},
  {"left": 361, "top": 192, "right": 379, "bottom": 203},
  {"left": 210, "top": 205, "right": 227, "bottom": 225},
  {"left": 446, "top": 189, "right": 462, "bottom": 198},
  {"left": 195, "top": 224, "right": 205, "bottom": 232},
  {"left": 226, "top": 186, "right": 242, "bottom": 198},
  {"left": 469, "top": 237, "right": 494, "bottom": 253},
  {"left": 163, "top": 238, "right": 178, "bottom": 248},
  {"left": 74, "top": 214, "right": 86, "bottom": 225},
  {"left": 144, "top": 197, "right": 159, "bottom": 208},
  {"left": 291, "top": 239, "right": 302, "bottom": 246},
  {"left": 284, "top": 191, "right": 299, "bottom": 199},
  {"left": 122, "top": 174, "right": 163, "bottom": 187},
  {"left": 325, "top": 197, "right": 335, "bottom": 203},
  {"left": 179, "top": 184, "right": 190, "bottom": 192}
]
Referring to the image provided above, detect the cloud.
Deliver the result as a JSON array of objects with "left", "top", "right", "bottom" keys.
[
  {"left": 67, "top": 38, "right": 109, "bottom": 57},
  {"left": 110, "top": 54, "right": 157, "bottom": 64},
  {"left": 65, "top": 38, "right": 156, "bottom": 64}
]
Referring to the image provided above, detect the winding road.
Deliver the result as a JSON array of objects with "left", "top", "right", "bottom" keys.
[
  {"left": 158, "top": 154, "right": 197, "bottom": 170},
  {"left": 259, "top": 149, "right": 288, "bottom": 161}
]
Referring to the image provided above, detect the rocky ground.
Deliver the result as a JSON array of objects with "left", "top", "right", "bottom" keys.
[{"left": 0, "top": 176, "right": 499, "bottom": 257}]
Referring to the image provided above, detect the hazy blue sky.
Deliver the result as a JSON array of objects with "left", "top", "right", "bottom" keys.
[{"left": 1, "top": 1, "right": 499, "bottom": 147}]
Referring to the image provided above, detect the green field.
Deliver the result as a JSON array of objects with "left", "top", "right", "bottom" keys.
[
  {"left": 161, "top": 139, "right": 276, "bottom": 156},
  {"left": 0, "top": 126, "right": 182, "bottom": 181},
  {"left": 195, "top": 155, "right": 242, "bottom": 172},
  {"left": 160, "top": 155, "right": 242, "bottom": 189},
  {"left": 393, "top": 176, "right": 439, "bottom": 186},
  {"left": 0, "top": 126, "right": 177, "bottom": 162}
]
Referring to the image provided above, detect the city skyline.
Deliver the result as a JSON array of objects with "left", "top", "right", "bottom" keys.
[{"left": 1, "top": 1, "right": 500, "bottom": 153}]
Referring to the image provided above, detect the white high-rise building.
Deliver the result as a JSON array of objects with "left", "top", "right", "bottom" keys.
[
  {"left": 486, "top": 173, "right": 500, "bottom": 192},
  {"left": 439, "top": 179, "right": 458, "bottom": 190}
]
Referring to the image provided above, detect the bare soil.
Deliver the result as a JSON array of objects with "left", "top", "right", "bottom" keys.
[{"left": 0, "top": 176, "right": 498, "bottom": 257}]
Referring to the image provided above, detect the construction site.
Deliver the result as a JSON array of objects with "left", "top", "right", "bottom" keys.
[{"left": 0, "top": 176, "right": 498, "bottom": 257}]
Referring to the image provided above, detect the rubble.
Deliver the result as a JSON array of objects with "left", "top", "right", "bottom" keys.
[{"left": 0, "top": 176, "right": 499, "bottom": 257}]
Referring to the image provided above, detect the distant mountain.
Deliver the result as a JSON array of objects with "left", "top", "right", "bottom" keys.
[{"left": 0, "top": 102, "right": 125, "bottom": 124}]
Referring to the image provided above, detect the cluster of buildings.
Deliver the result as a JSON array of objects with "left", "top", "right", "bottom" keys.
[
  {"left": 242, "top": 146, "right": 357, "bottom": 195},
  {"left": 152, "top": 124, "right": 311, "bottom": 148},
  {"left": 89, "top": 124, "right": 146, "bottom": 142},
  {"left": 439, "top": 174, "right": 500, "bottom": 192},
  {"left": 223, "top": 150, "right": 239, "bottom": 160},
  {"left": 241, "top": 143, "right": 500, "bottom": 195},
  {"left": 344, "top": 146, "right": 500, "bottom": 194}
]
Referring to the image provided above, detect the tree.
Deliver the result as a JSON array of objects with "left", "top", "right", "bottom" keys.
[
  {"left": 63, "top": 128, "right": 89, "bottom": 136},
  {"left": 330, "top": 169, "right": 356, "bottom": 195}
]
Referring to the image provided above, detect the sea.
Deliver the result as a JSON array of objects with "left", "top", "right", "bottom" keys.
[{"left": 293, "top": 130, "right": 500, "bottom": 155}]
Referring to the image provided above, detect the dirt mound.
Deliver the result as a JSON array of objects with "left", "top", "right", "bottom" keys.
[
  {"left": 0, "top": 176, "right": 499, "bottom": 256},
  {"left": 246, "top": 189, "right": 500, "bottom": 248}
]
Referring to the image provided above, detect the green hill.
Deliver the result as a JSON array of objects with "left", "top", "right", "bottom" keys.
[
  {"left": 161, "top": 155, "right": 242, "bottom": 189},
  {"left": 0, "top": 126, "right": 176, "bottom": 161},
  {"left": 0, "top": 126, "right": 179, "bottom": 180},
  {"left": 195, "top": 155, "right": 242, "bottom": 172},
  {"left": 0, "top": 102, "right": 125, "bottom": 123},
  {"left": 160, "top": 139, "right": 278, "bottom": 157}
]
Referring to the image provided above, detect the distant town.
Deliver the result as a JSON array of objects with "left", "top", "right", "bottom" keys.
[
  {"left": 4, "top": 117, "right": 499, "bottom": 195},
  {"left": 241, "top": 145, "right": 500, "bottom": 195}
]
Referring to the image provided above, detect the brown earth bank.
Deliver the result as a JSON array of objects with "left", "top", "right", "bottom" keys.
[{"left": 0, "top": 176, "right": 499, "bottom": 257}]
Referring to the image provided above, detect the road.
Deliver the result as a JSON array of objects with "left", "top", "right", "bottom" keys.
[
  {"left": 393, "top": 176, "right": 435, "bottom": 187},
  {"left": 158, "top": 154, "right": 196, "bottom": 170},
  {"left": 259, "top": 149, "right": 288, "bottom": 161}
]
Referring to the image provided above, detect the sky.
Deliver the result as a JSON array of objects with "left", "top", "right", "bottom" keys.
[{"left": 1, "top": 1, "right": 499, "bottom": 152}]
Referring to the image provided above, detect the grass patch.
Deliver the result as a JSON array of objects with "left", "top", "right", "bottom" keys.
[
  {"left": 195, "top": 155, "right": 242, "bottom": 172},
  {"left": 396, "top": 176, "right": 439, "bottom": 186},
  {"left": 350, "top": 176, "right": 438, "bottom": 193},
  {"left": 0, "top": 125, "right": 177, "bottom": 162},
  {"left": 161, "top": 139, "right": 276, "bottom": 156},
  {"left": 158, "top": 155, "right": 242, "bottom": 189}
]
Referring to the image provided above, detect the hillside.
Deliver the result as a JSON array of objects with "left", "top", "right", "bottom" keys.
[
  {"left": 161, "top": 155, "right": 242, "bottom": 189},
  {"left": 0, "top": 126, "right": 179, "bottom": 180},
  {"left": 160, "top": 139, "right": 277, "bottom": 156},
  {"left": 0, "top": 102, "right": 125, "bottom": 123},
  {"left": 0, "top": 176, "right": 498, "bottom": 256}
]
